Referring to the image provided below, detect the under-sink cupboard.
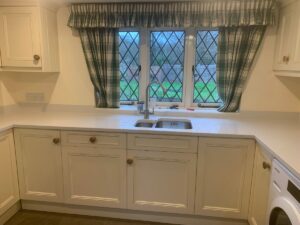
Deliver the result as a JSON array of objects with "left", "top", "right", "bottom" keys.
[
  {"left": 127, "top": 134, "right": 198, "bottom": 214},
  {"left": 3, "top": 128, "right": 276, "bottom": 225}
]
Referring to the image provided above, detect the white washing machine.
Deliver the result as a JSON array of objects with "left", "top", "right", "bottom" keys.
[{"left": 267, "top": 159, "right": 300, "bottom": 225}]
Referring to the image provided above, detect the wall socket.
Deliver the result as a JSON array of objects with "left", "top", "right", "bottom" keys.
[{"left": 25, "top": 92, "right": 45, "bottom": 103}]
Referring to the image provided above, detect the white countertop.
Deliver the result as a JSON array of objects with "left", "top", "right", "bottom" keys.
[{"left": 1, "top": 106, "right": 300, "bottom": 179}]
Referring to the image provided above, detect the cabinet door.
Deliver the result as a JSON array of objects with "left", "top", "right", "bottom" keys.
[
  {"left": 127, "top": 150, "right": 197, "bottom": 214},
  {"left": 14, "top": 129, "right": 63, "bottom": 202},
  {"left": 248, "top": 146, "right": 272, "bottom": 225},
  {"left": 288, "top": 1, "right": 300, "bottom": 71},
  {"left": 0, "top": 132, "right": 19, "bottom": 216},
  {"left": 273, "top": 5, "right": 294, "bottom": 71},
  {"left": 196, "top": 138, "right": 255, "bottom": 219},
  {"left": 0, "top": 7, "right": 41, "bottom": 68},
  {"left": 62, "top": 146, "right": 126, "bottom": 208},
  {"left": 274, "top": 1, "right": 300, "bottom": 72}
]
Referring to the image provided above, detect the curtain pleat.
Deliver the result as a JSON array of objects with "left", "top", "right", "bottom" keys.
[
  {"left": 216, "top": 26, "right": 266, "bottom": 112},
  {"left": 79, "top": 28, "right": 120, "bottom": 108},
  {"left": 68, "top": 1, "right": 277, "bottom": 29}
]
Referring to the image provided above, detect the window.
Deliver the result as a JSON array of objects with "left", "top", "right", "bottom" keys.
[
  {"left": 150, "top": 31, "right": 185, "bottom": 102},
  {"left": 118, "top": 29, "right": 220, "bottom": 107},
  {"left": 119, "top": 31, "right": 140, "bottom": 102},
  {"left": 193, "top": 30, "right": 220, "bottom": 104}
]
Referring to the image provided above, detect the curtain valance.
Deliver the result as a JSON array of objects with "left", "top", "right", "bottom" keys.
[{"left": 68, "top": 0, "right": 277, "bottom": 29}]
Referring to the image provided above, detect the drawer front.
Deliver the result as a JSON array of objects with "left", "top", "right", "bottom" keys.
[
  {"left": 61, "top": 131, "right": 126, "bottom": 149},
  {"left": 127, "top": 134, "right": 198, "bottom": 153}
]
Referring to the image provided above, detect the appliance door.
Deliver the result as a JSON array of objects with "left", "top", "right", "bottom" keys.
[
  {"left": 269, "top": 207, "right": 292, "bottom": 225},
  {"left": 268, "top": 197, "right": 300, "bottom": 225}
]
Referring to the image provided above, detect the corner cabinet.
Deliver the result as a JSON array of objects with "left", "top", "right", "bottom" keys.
[
  {"left": 0, "top": 6, "right": 59, "bottom": 72},
  {"left": 273, "top": 0, "right": 300, "bottom": 77},
  {"left": 14, "top": 129, "right": 63, "bottom": 203},
  {"left": 248, "top": 145, "right": 272, "bottom": 225},
  {"left": 195, "top": 138, "right": 255, "bottom": 219},
  {"left": 0, "top": 131, "right": 19, "bottom": 216}
]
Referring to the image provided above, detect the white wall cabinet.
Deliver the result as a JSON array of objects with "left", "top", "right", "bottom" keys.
[
  {"left": 195, "top": 138, "right": 255, "bottom": 219},
  {"left": 127, "top": 150, "right": 197, "bottom": 214},
  {"left": 0, "top": 131, "right": 19, "bottom": 216},
  {"left": 14, "top": 129, "right": 63, "bottom": 203},
  {"left": 0, "top": 6, "right": 59, "bottom": 72},
  {"left": 273, "top": 0, "right": 300, "bottom": 76},
  {"left": 248, "top": 145, "right": 272, "bottom": 225},
  {"left": 61, "top": 131, "right": 127, "bottom": 209}
]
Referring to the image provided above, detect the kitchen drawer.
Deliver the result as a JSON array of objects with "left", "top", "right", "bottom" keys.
[
  {"left": 61, "top": 131, "right": 126, "bottom": 149},
  {"left": 127, "top": 134, "right": 198, "bottom": 153}
]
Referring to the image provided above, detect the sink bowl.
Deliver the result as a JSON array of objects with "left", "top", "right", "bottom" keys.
[
  {"left": 134, "top": 120, "right": 155, "bottom": 128},
  {"left": 155, "top": 118, "right": 192, "bottom": 129},
  {"left": 135, "top": 118, "right": 192, "bottom": 129}
]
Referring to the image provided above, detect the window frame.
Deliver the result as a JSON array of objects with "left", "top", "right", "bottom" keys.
[{"left": 119, "top": 27, "right": 221, "bottom": 108}]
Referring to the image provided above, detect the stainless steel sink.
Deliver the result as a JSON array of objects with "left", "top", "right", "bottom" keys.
[
  {"left": 155, "top": 118, "right": 192, "bottom": 129},
  {"left": 134, "top": 119, "right": 155, "bottom": 128},
  {"left": 135, "top": 118, "right": 192, "bottom": 129}
]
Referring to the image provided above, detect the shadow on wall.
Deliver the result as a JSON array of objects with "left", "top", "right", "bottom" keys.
[
  {"left": 277, "top": 76, "right": 300, "bottom": 101},
  {"left": 0, "top": 72, "right": 59, "bottom": 104}
]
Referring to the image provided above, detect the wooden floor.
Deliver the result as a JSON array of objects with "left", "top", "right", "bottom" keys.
[{"left": 5, "top": 210, "right": 172, "bottom": 225}]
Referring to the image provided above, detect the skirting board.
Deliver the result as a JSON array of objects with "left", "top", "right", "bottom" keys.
[
  {"left": 22, "top": 200, "right": 248, "bottom": 225},
  {"left": 0, "top": 201, "right": 21, "bottom": 225}
]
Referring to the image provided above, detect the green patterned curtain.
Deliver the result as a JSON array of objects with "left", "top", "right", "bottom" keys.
[
  {"left": 68, "top": 1, "right": 277, "bottom": 28},
  {"left": 79, "top": 28, "right": 120, "bottom": 108},
  {"left": 69, "top": 1, "right": 276, "bottom": 109},
  {"left": 217, "top": 26, "right": 266, "bottom": 112}
]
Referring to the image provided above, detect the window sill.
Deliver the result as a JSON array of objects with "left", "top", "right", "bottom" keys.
[{"left": 96, "top": 105, "right": 239, "bottom": 118}]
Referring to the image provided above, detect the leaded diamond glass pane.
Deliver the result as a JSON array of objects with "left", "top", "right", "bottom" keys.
[
  {"left": 119, "top": 31, "right": 140, "bottom": 101},
  {"left": 150, "top": 31, "right": 185, "bottom": 102},
  {"left": 193, "top": 30, "right": 221, "bottom": 103}
]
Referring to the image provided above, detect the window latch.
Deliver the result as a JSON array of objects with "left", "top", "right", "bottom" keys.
[
  {"left": 138, "top": 65, "right": 141, "bottom": 72},
  {"left": 192, "top": 65, "right": 195, "bottom": 74}
]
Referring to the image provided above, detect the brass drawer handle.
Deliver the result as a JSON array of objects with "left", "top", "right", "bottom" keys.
[
  {"left": 127, "top": 159, "right": 133, "bottom": 165},
  {"left": 33, "top": 55, "right": 40, "bottom": 61},
  {"left": 53, "top": 138, "right": 60, "bottom": 144},
  {"left": 89, "top": 136, "right": 97, "bottom": 143},
  {"left": 263, "top": 161, "right": 271, "bottom": 170}
]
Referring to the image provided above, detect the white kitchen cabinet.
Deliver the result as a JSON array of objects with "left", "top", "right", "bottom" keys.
[
  {"left": 0, "top": 6, "right": 59, "bottom": 72},
  {"left": 127, "top": 149, "right": 197, "bottom": 214},
  {"left": 273, "top": 0, "right": 300, "bottom": 76},
  {"left": 248, "top": 145, "right": 272, "bottom": 225},
  {"left": 62, "top": 146, "right": 126, "bottom": 208},
  {"left": 0, "top": 131, "right": 19, "bottom": 216},
  {"left": 195, "top": 138, "right": 255, "bottom": 219},
  {"left": 14, "top": 129, "right": 63, "bottom": 203}
]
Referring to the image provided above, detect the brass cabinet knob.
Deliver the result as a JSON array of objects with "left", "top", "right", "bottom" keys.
[
  {"left": 53, "top": 138, "right": 60, "bottom": 144},
  {"left": 127, "top": 159, "right": 134, "bottom": 165},
  {"left": 33, "top": 55, "right": 40, "bottom": 61},
  {"left": 89, "top": 136, "right": 97, "bottom": 143},
  {"left": 262, "top": 161, "right": 271, "bottom": 170},
  {"left": 283, "top": 56, "right": 287, "bottom": 62},
  {"left": 283, "top": 56, "right": 290, "bottom": 63}
]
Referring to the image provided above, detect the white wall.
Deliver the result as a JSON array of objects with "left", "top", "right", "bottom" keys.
[
  {"left": 0, "top": 80, "right": 15, "bottom": 106},
  {"left": 0, "top": 6, "right": 300, "bottom": 112}
]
